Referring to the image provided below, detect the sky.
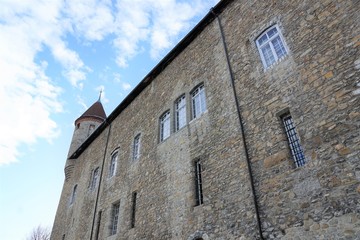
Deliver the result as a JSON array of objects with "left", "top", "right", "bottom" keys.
[{"left": 0, "top": 0, "right": 220, "bottom": 239}]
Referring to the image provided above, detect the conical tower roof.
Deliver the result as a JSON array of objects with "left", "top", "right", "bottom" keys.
[{"left": 75, "top": 100, "right": 106, "bottom": 125}]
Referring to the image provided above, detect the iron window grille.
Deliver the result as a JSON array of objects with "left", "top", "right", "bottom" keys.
[
  {"left": 110, "top": 203, "right": 120, "bottom": 235},
  {"left": 131, "top": 192, "right": 137, "bottom": 228},
  {"left": 256, "top": 25, "right": 288, "bottom": 69},
  {"left": 194, "top": 160, "right": 203, "bottom": 206},
  {"left": 281, "top": 114, "right": 306, "bottom": 167},
  {"left": 160, "top": 111, "right": 171, "bottom": 141},
  {"left": 175, "top": 95, "right": 186, "bottom": 131},
  {"left": 191, "top": 84, "right": 206, "bottom": 119}
]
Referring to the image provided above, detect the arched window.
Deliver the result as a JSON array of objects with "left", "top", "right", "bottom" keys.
[
  {"left": 175, "top": 95, "right": 186, "bottom": 131},
  {"left": 109, "top": 151, "right": 118, "bottom": 178},
  {"left": 133, "top": 134, "right": 141, "bottom": 160}
]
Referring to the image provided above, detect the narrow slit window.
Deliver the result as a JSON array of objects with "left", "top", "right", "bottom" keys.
[
  {"left": 95, "top": 211, "right": 102, "bottom": 240},
  {"left": 133, "top": 134, "right": 141, "bottom": 160},
  {"left": 70, "top": 184, "right": 77, "bottom": 205},
  {"left": 281, "top": 114, "right": 306, "bottom": 167},
  {"left": 194, "top": 160, "right": 203, "bottom": 206},
  {"left": 160, "top": 111, "right": 171, "bottom": 142},
  {"left": 110, "top": 203, "right": 120, "bottom": 235},
  {"left": 131, "top": 192, "right": 137, "bottom": 228},
  {"left": 175, "top": 95, "right": 186, "bottom": 131}
]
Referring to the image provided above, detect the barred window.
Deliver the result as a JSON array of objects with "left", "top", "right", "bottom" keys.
[
  {"left": 194, "top": 160, "right": 203, "bottom": 206},
  {"left": 109, "top": 151, "right": 118, "bottom": 178},
  {"left": 281, "top": 114, "right": 306, "bottom": 167},
  {"left": 133, "top": 134, "right": 141, "bottom": 160},
  {"left": 256, "top": 25, "right": 288, "bottom": 69},
  {"left": 175, "top": 95, "right": 186, "bottom": 131},
  {"left": 160, "top": 111, "right": 171, "bottom": 142},
  {"left": 191, "top": 84, "right": 206, "bottom": 119},
  {"left": 110, "top": 202, "right": 120, "bottom": 235}
]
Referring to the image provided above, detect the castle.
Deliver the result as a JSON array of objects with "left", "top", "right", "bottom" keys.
[{"left": 51, "top": 0, "right": 360, "bottom": 239}]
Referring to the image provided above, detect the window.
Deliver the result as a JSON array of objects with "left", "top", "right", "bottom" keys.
[
  {"left": 194, "top": 160, "right": 203, "bottom": 206},
  {"left": 62, "top": 234, "right": 65, "bottom": 240},
  {"left": 281, "top": 113, "right": 306, "bottom": 167},
  {"left": 110, "top": 202, "right": 120, "bottom": 235},
  {"left": 133, "top": 134, "right": 141, "bottom": 160},
  {"left": 131, "top": 192, "right": 137, "bottom": 228},
  {"left": 70, "top": 184, "right": 77, "bottom": 205},
  {"left": 91, "top": 167, "right": 100, "bottom": 190},
  {"left": 191, "top": 84, "right": 206, "bottom": 119},
  {"left": 95, "top": 211, "right": 102, "bottom": 240},
  {"left": 175, "top": 95, "right": 186, "bottom": 131},
  {"left": 109, "top": 151, "right": 118, "bottom": 178},
  {"left": 88, "top": 124, "right": 96, "bottom": 136},
  {"left": 256, "top": 25, "right": 288, "bottom": 69},
  {"left": 160, "top": 111, "right": 171, "bottom": 142}
]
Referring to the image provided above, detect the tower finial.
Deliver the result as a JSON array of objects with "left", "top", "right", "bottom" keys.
[{"left": 98, "top": 89, "right": 103, "bottom": 102}]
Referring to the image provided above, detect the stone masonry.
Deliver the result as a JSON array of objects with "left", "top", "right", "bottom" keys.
[{"left": 51, "top": 0, "right": 360, "bottom": 239}]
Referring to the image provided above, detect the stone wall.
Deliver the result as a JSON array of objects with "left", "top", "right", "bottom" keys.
[{"left": 51, "top": 0, "right": 359, "bottom": 239}]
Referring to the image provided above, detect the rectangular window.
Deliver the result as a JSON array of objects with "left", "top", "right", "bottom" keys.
[
  {"left": 95, "top": 211, "right": 102, "bottom": 240},
  {"left": 191, "top": 84, "right": 206, "bottom": 119},
  {"left": 91, "top": 167, "right": 99, "bottom": 190},
  {"left": 109, "top": 152, "right": 118, "bottom": 178},
  {"left": 131, "top": 192, "right": 137, "bottom": 228},
  {"left": 194, "top": 160, "right": 203, "bottom": 206},
  {"left": 133, "top": 134, "right": 141, "bottom": 160},
  {"left": 175, "top": 95, "right": 186, "bottom": 131},
  {"left": 110, "top": 203, "right": 120, "bottom": 235},
  {"left": 256, "top": 25, "right": 288, "bottom": 69},
  {"left": 160, "top": 111, "right": 171, "bottom": 142},
  {"left": 281, "top": 114, "right": 306, "bottom": 167}
]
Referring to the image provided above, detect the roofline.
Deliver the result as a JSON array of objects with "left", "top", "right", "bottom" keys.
[{"left": 69, "top": 0, "right": 233, "bottom": 159}]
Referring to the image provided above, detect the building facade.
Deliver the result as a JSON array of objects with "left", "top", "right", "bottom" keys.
[{"left": 51, "top": 0, "right": 360, "bottom": 239}]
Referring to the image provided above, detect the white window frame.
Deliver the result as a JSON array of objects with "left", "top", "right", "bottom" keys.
[
  {"left": 160, "top": 111, "right": 171, "bottom": 142},
  {"left": 191, "top": 84, "right": 206, "bottom": 119},
  {"left": 110, "top": 202, "right": 120, "bottom": 235},
  {"left": 109, "top": 151, "right": 118, "bottom": 178},
  {"left": 133, "top": 134, "right": 141, "bottom": 160},
  {"left": 90, "top": 167, "right": 99, "bottom": 190},
  {"left": 175, "top": 95, "right": 186, "bottom": 131},
  {"left": 70, "top": 184, "right": 77, "bottom": 205},
  {"left": 256, "top": 25, "right": 288, "bottom": 69}
]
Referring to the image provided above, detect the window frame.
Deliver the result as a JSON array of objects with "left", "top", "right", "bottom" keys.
[
  {"left": 256, "top": 24, "right": 288, "bottom": 69},
  {"left": 90, "top": 167, "right": 100, "bottom": 190},
  {"left": 109, "top": 202, "right": 120, "bottom": 236},
  {"left": 160, "top": 110, "right": 171, "bottom": 142},
  {"left": 191, "top": 83, "right": 207, "bottom": 120},
  {"left": 109, "top": 151, "right": 118, "bottom": 178},
  {"left": 175, "top": 95, "right": 186, "bottom": 131},
  {"left": 132, "top": 134, "right": 141, "bottom": 160}
]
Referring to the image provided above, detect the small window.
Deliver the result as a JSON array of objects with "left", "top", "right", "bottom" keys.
[
  {"left": 133, "top": 134, "right": 141, "bottom": 160},
  {"left": 109, "top": 151, "right": 118, "bottom": 178},
  {"left": 194, "top": 160, "right": 203, "bottom": 206},
  {"left": 131, "top": 191, "right": 137, "bottom": 228},
  {"left": 191, "top": 84, "right": 206, "bottom": 119},
  {"left": 281, "top": 113, "right": 306, "bottom": 167},
  {"left": 175, "top": 95, "right": 186, "bottom": 131},
  {"left": 110, "top": 202, "right": 120, "bottom": 235},
  {"left": 90, "top": 167, "right": 100, "bottom": 190},
  {"left": 62, "top": 234, "right": 65, "bottom": 240},
  {"left": 95, "top": 211, "right": 102, "bottom": 240},
  {"left": 70, "top": 184, "right": 77, "bottom": 205},
  {"left": 256, "top": 25, "right": 288, "bottom": 69},
  {"left": 76, "top": 123, "right": 80, "bottom": 129},
  {"left": 160, "top": 111, "right": 171, "bottom": 142},
  {"left": 88, "top": 124, "right": 96, "bottom": 136}
]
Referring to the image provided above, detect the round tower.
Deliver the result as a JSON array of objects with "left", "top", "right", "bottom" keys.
[{"left": 65, "top": 97, "right": 106, "bottom": 181}]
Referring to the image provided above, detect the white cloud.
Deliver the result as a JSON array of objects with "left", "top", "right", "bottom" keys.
[
  {"left": 122, "top": 83, "right": 132, "bottom": 91},
  {"left": 95, "top": 85, "right": 109, "bottom": 104}
]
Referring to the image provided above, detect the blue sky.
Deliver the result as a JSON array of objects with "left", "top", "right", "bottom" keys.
[{"left": 0, "top": 0, "right": 219, "bottom": 239}]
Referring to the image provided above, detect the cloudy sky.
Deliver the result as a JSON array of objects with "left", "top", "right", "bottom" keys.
[{"left": 0, "top": 0, "right": 219, "bottom": 239}]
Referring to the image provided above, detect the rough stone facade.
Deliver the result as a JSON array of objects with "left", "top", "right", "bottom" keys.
[{"left": 51, "top": 0, "right": 360, "bottom": 239}]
